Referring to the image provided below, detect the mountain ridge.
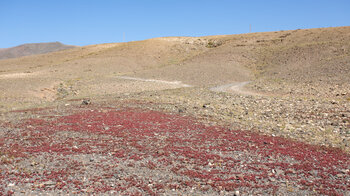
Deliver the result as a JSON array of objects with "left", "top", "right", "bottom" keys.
[{"left": 0, "top": 42, "right": 77, "bottom": 60}]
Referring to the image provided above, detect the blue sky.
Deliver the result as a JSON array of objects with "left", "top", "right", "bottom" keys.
[{"left": 0, "top": 0, "right": 349, "bottom": 48}]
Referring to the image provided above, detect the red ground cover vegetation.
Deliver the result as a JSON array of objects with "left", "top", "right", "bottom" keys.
[{"left": 0, "top": 106, "right": 349, "bottom": 195}]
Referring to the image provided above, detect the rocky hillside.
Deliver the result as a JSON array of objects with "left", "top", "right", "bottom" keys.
[{"left": 0, "top": 26, "right": 349, "bottom": 109}]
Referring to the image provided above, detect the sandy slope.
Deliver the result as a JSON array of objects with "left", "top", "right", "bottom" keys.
[{"left": 0, "top": 26, "right": 349, "bottom": 108}]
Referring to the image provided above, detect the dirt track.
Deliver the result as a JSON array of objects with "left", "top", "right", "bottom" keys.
[
  {"left": 210, "top": 81, "right": 262, "bottom": 96},
  {"left": 0, "top": 102, "right": 349, "bottom": 195},
  {"left": 116, "top": 76, "right": 192, "bottom": 88}
]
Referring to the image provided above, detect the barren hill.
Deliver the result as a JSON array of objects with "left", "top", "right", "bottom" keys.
[
  {"left": 0, "top": 42, "right": 76, "bottom": 60},
  {"left": 0, "top": 26, "right": 349, "bottom": 104},
  {"left": 1, "top": 27, "right": 350, "bottom": 195},
  {"left": 0, "top": 26, "right": 349, "bottom": 146}
]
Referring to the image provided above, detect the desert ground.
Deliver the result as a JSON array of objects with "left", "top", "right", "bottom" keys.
[{"left": 0, "top": 26, "right": 349, "bottom": 195}]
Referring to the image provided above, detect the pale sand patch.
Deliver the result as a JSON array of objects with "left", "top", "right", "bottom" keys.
[
  {"left": 116, "top": 76, "right": 192, "bottom": 88},
  {"left": 31, "top": 82, "right": 60, "bottom": 101},
  {"left": 0, "top": 71, "right": 41, "bottom": 79},
  {"left": 210, "top": 81, "right": 261, "bottom": 96}
]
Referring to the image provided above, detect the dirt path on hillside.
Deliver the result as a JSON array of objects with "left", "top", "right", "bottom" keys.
[
  {"left": 116, "top": 76, "right": 261, "bottom": 96},
  {"left": 116, "top": 76, "right": 192, "bottom": 87},
  {"left": 210, "top": 81, "right": 262, "bottom": 96},
  {"left": 0, "top": 71, "right": 41, "bottom": 79}
]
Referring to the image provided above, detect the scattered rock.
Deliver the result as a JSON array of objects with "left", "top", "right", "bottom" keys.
[
  {"left": 82, "top": 99, "right": 91, "bottom": 105},
  {"left": 276, "top": 169, "right": 284, "bottom": 176},
  {"left": 8, "top": 183, "right": 15, "bottom": 187},
  {"left": 43, "top": 180, "right": 56, "bottom": 187},
  {"left": 203, "top": 103, "right": 210, "bottom": 108}
]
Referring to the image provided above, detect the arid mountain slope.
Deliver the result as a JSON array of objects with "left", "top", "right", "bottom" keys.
[
  {"left": 0, "top": 42, "right": 76, "bottom": 60},
  {"left": 243, "top": 27, "right": 350, "bottom": 96},
  {"left": 0, "top": 26, "right": 349, "bottom": 109},
  {"left": 84, "top": 26, "right": 350, "bottom": 90}
]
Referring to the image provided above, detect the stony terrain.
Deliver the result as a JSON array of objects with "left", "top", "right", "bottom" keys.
[
  {"left": 0, "top": 102, "right": 349, "bottom": 195},
  {"left": 0, "top": 26, "right": 350, "bottom": 195}
]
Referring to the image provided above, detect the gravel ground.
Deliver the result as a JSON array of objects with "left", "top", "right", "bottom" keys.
[
  {"left": 122, "top": 87, "right": 350, "bottom": 152},
  {"left": 0, "top": 99, "right": 349, "bottom": 195}
]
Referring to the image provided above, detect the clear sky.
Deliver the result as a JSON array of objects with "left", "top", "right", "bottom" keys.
[{"left": 0, "top": 0, "right": 349, "bottom": 48}]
